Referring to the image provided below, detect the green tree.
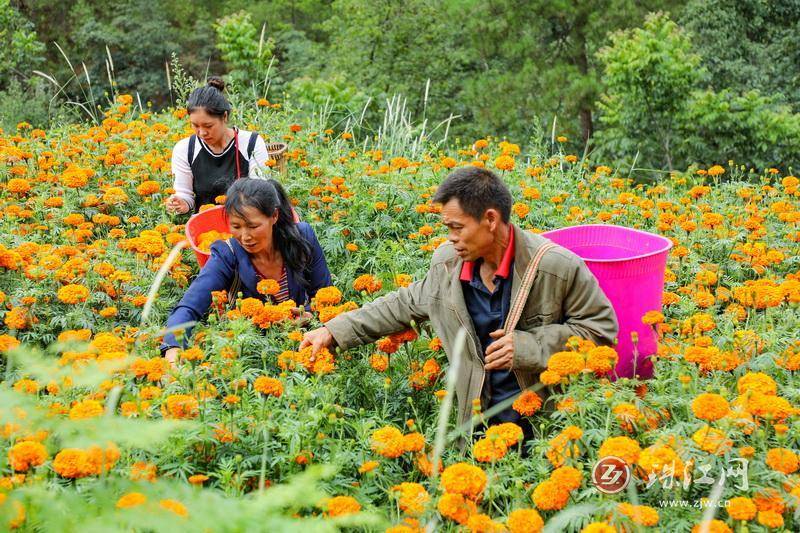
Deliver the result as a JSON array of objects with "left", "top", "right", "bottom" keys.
[
  {"left": 595, "top": 12, "right": 703, "bottom": 171},
  {"left": 681, "top": 0, "right": 800, "bottom": 110},
  {"left": 1, "top": 0, "right": 45, "bottom": 88},
  {"left": 215, "top": 10, "right": 276, "bottom": 89}
]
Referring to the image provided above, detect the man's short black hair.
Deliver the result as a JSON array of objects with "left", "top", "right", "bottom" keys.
[{"left": 433, "top": 166, "right": 512, "bottom": 223}]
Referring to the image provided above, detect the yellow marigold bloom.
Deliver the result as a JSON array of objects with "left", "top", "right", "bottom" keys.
[
  {"left": 581, "top": 523, "right": 615, "bottom": 533},
  {"left": 161, "top": 394, "right": 199, "bottom": 419},
  {"left": 506, "top": 508, "right": 543, "bottom": 533},
  {"left": 136, "top": 180, "right": 160, "bottom": 195},
  {"left": 7, "top": 441, "right": 48, "bottom": 472},
  {"left": 765, "top": 448, "right": 799, "bottom": 474},
  {"left": 69, "top": 399, "right": 104, "bottom": 420},
  {"left": 691, "top": 520, "right": 732, "bottom": 533},
  {"left": 690, "top": 393, "right": 730, "bottom": 421},
  {"left": 638, "top": 444, "right": 684, "bottom": 479},
  {"left": 485, "top": 423, "right": 523, "bottom": 448},
  {"left": 437, "top": 492, "right": 477, "bottom": 525},
  {"left": 641, "top": 310, "right": 664, "bottom": 325},
  {"left": 585, "top": 346, "right": 618, "bottom": 374},
  {"left": 353, "top": 274, "right": 382, "bottom": 294},
  {"left": 598, "top": 436, "right": 641, "bottom": 464},
  {"left": 7, "top": 178, "right": 31, "bottom": 194},
  {"left": 159, "top": 499, "right": 188, "bottom": 518},
  {"left": 737, "top": 372, "right": 776, "bottom": 396},
  {"left": 726, "top": 497, "right": 756, "bottom": 521},
  {"left": 313, "top": 286, "right": 343, "bottom": 308},
  {"left": 512, "top": 390, "right": 542, "bottom": 416},
  {"left": 539, "top": 370, "right": 561, "bottom": 385},
  {"left": 757, "top": 510, "right": 783, "bottom": 528},
  {"left": 116, "top": 492, "right": 147, "bottom": 508},
  {"left": 531, "top": 479, "right": 569, "bottom": 511},
  {"left": 617, "top": 503, "right": 659, "bottom": 526},
  {"left": 391, "top": 482, "right": 430, "bottom": 516},
  {"left": 180, "top": 347, "right": 204, "bottom": 361},
  {"left": 371, "top": 426, "right": 406, "bottom": 458},
  {"left": 707, "top": 165, "right": 726, "bottom": 177},
  {"left": 57, "top": 283, "right": 90, "bottom": 304},
  {"left": 441, "top": 463, "right": 487, "bottom": 500},
  {"left": 12, "top": 378, "right": 39, "bottom": 394},
  {"left": 325, "top": 495, "right": 361, "bottom": 517},
  {"left": 691, "top": 425, "right": 732, "bottom": 455},
  {"left": 494, "top": 155, "right": 515, "bottom": 171},
  {"left": 130, "top": 461, "right": 157, "bottom": 482},
  {"left": 547, "top": 351, "right": 584, "bottom": 376}
]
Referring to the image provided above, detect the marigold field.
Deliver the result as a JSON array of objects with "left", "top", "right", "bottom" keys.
[{"left": 1, "top": 95, "right": 799, "bottom": 532}]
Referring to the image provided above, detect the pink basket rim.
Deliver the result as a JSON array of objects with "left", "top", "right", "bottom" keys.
[
  {"left": 185, "top": 205, "right": 227, "bottom": 257},
  {"left": 541, "top": 224, "right": 673, "bottom": 264}
]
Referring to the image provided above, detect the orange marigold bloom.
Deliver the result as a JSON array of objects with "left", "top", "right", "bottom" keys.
[
  {"left": 765, "top": 448, "right": 799, "bottom": 474},
  {"left": 257, "top": 278, "right": 280, "bottom": 296},
  {"left": 690, "top": 393, "right": 730, "bottom": 421},
  {"left": 402, "top": 432, "right": 425, "bottom": 453},
  {"left": 159, "top": 499, "right": 189, "bottom": 518},
  {"left": 617, "top": 503, "right": 659, "bottom": 526},
  {"left": 550, "top": 466, "right": 582, "bottom": 492},
  {"left": 547, "top": 351, "right": 584, "bottom": 376},
  {"left": 506, "top": 508, "right": 544, "bottom": 533},
  {"left": 691, "top": 425, "right": 732, "bottom": 455},
  {"left": 441, "top": 463, "right": 487, "bottom": 500},
  {"left": 312, "top": 286, "right": 343, "bottom": 308},
  {"left": 161, "top": 394, "right": 199, "bottom": 419},
  {"left": 391, "top": 482, "right": 430, "bottom": 516},
  {"left": 370, "top": 353, "right": 389, "bottom": 372},
  {"left": 358, "top": 460, "right": 379, "bottom": 474},
  {"left": 737, "top": 372, "right": 777, "bottom": 396},
  {"left": 325, "top": 495, "right": 361, "bottom": 517},
  {"left": 466, "top": 513, "right": 504, "bottom": 533},
  {"left": 757, "top": 510, "right": 783, "bottom": 529},
  {"left": 494, "top": 155, "right": 515, "bottom": 171},
  {"left": 253, "top": 376, "right": 283, "bottom": 397},
  {"left": 485, "top": 423, "right": 523, "bottom": 448},
  {"left": 7, "top": 441, "right": 48, "bottom": 472},
  {"left": 353, "top": 274, "right": 382, "bottom": 294},
  {"left": 57, "top": 283, "right": 90, "bottom": 304},
  {"left": 371, "top": 426, "right": 406, "bottom": 458},
  {"left": 116, "top": 492, "right": 147, "bottom": 508},
  {"left": 638, "top": 444, "right": 684, "bottom": 479},
  {"left": 69, "top": 399, "right": 104, "bottom": 420},
  {"left": 726, "top": 497, "right": 756, "bottom": 521},
  {"left": 691, "top": 520, "right": 731, "bottom": 533},
  {"left": 531, "top": 479, "right": 569, "bottom": 511},
  {"left": 512, "top": 390, "right": 542, "bottom": 416},
  {"left": 437, "top": 492, "right": 477, "bottom": 525}
]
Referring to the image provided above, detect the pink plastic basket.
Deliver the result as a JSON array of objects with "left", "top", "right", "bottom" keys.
[{"left": 541, "top": 224, "right": 673, "bottom": 379}]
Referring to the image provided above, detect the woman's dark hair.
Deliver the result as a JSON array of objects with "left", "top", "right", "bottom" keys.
[
  {"left": 433, "top": 166, "right": 512, "bottom": 223},
  {"left": 224, "top": 179, "right": 312, "bottom": 287},
  {"left": 186, "top": 76, "right": 232, "bottom": 118}
]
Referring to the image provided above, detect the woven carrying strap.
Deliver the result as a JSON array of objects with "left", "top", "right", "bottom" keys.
[{"left": 503, "top": 241, "right": 557, "bottom": 335}]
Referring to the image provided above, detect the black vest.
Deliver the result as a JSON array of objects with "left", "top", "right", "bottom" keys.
[{"left": 188, "top": 130, "right": 259, "bottom": 213}]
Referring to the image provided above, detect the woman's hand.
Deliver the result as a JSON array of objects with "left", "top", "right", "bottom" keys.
[
  {"left": 166, "top": 195, "right": 190, "bottom": 214},
  {"left": 164, "top": 347, "right": 180, "bottom": 369}
]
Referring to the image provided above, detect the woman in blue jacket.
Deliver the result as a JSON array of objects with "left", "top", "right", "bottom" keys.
[{"left": 162, "top": 178, "right": 332, "bottom": 364}]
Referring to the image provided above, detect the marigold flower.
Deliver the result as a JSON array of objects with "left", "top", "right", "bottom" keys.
[
  {"left": 402, "top": 432, "right": 425, "bottom": 453},
  {"left": 441, "top": 463, "right": 487, "bottom": 500},
  {"left": 57, "top": 283, "right": 90, "bottom": 304},
  {"left": 512, "top": 390, "right": 542, "bottom": 416},
  {"left": 159, "top": 499, "right": 188, "bottom": 518},
  {"left": 531, "top": 479, "right": 569, "bottom": 511},
  {"left": 437, "top": 492, "right": 477, "bottom": 525},
  {"left": 325, "top": 495, "right": 361, "bottom": 517},
  {"left": 253, "top": 376, "right": 283, "bottom": 397},
  {"left": 690, "top": 393, "right": 730, "bottom": 421},
  {"left": 765, "top": 448, "right": 799, "bottom": 474},
  {"left": 494, "top": 155, "right": 515, "bottom": 171},
  {"left": 691, "top": 425, "right": 732, "bottom": 455},
  {"left": 391, "top": 482, "right": 430, "bottom": 516},
  {"left": 358, "top": 460, "right": 379, "bottom": 474},
  {"left": 116, "top": 492, "right": 147, "bottom": 508},
  {"left": 69, "top": 399, "right": 104, "bottom": 420},
  {"left": 7, "top": 441, "right": 48, "bottom": 472},
  {"left": 617, "top": 503, "right": 659, "bottom": 526},
  {"left": 757, "top": 510, "right": 783, "bottom": 528},
  {"left": 161, "top": 394, "right": 199, "bottom": 419},
  {"left": 638, "top": 444, "right": 684, "bottom": 479},
  {"left": 726, "top": 497, "right": 756, "bottom": 521},
  {"left": 506, "top": 508, "right": 543, "bottom": 533},
  {"left": 257, "top": 278, "right": 280, "bottom": 296},
  {"left": 353, "top": 274, "right": 382, "bottom": 294},
  {"left": 371, "top": 426, "right": 406, "bottom": 458},
  {"left": 466, "top": 513, "right": 504, "bottom": 533},
  {"left": 547, "top": 351, "right": 584, "bottom": 376}
]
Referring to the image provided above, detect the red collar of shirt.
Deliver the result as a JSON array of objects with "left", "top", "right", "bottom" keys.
[{"left": 459, "top": 225, "right": 515, "bottom": 282}]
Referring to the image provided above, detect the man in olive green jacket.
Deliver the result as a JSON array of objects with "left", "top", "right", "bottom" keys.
[{"left": 301, "top": 167, "right": 618, "bottom": 436}]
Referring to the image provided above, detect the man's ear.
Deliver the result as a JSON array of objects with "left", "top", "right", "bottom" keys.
[{"left": 484, "top": 208, "right": 500, "bottom": 231}]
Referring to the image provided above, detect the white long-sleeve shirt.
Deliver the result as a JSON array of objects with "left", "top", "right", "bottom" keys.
[{"left": 171, "top": 129, "right": 270, "bottom": 211}]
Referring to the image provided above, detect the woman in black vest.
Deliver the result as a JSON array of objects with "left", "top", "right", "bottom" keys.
[{"left": 166, "top": 77, "right": 270, "bottom": 214}]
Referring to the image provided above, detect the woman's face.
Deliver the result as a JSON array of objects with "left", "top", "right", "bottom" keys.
[
  {"left": 227, "top": 205, "right": 278, "bottom": 255},
  {"left": 189, "top": 108, "right": 227, "bottom": 146}
]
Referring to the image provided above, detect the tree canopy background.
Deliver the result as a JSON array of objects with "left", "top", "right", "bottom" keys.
[{"left": 5, "top": 0, "right": 800, "bottom": 172}]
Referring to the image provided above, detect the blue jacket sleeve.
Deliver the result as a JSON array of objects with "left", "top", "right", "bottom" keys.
[
  {"left": 161, "top": 241, "right": 237, "bottom": 351},
  {"left": 300, "top": 223, "right": 332, "bottom": 300}
]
